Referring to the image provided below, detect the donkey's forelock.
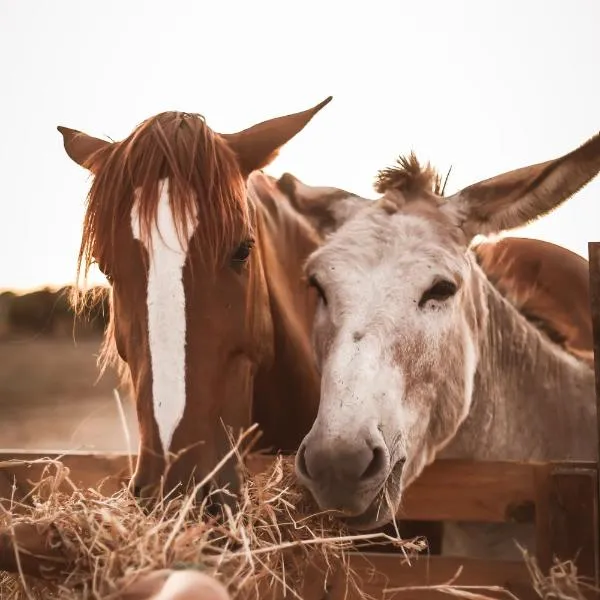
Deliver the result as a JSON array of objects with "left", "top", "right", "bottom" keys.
[{"left": 374, "top": 152, "right": 450, "bottom": 198}]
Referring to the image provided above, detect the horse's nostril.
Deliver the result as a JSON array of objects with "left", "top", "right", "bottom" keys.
[
  {"left": 361, "top": 446, "right": 387, "bottom": 481},
  {"left": 130, "top": 483, "right": 155, "bottom": 514},
  {"left": 205, "top": 501, "right": 221, "bottom": 519}
]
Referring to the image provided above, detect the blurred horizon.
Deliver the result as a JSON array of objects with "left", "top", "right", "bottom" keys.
[{"left": 1, "top": 0, "right": 599, "bottom": 292}]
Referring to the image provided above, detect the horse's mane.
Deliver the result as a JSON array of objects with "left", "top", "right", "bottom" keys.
[
  {"left": 73, "top": 111, "right": 249, "bottom": 297},
  {"left": 374, "top": 152, "right": 450, "bottom": 197},
  {"left": 71, "top": 111, "right": 250, "bottom": 381}
]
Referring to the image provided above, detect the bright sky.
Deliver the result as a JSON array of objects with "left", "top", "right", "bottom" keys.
[{"left": 1, "top": 0, "right": 599, "bottom": 292}]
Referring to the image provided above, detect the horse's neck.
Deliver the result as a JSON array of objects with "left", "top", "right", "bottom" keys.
[
  {"left": 251, "top": 197, "right": 321, "bottom": 453},
  {"left": 444, "top": 261, "right": 597, "bottom": 462}
]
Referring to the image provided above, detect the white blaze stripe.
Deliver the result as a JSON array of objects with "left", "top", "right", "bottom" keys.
[{"left": 130, "top": 179, "right": 198, "bottom": 454}]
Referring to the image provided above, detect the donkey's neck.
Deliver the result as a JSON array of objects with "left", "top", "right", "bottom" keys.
[
  {"left": 252, "top": 197, "right": 321, "bottom": 453},
  {"left": 444, "top": 260, "right": 597, "bottom": 462}
]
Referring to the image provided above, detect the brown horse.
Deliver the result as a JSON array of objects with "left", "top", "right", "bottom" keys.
[
  {"left": 473, "top": 236, "right": 593, "bottom": 364},
  {"left": 57, "top": 100, "right": 331, "bottom": 505}
]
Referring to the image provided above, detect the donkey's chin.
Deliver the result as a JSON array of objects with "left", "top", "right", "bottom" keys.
[{"left": 341, "top": 459, "right": 405, "bottom": 532}]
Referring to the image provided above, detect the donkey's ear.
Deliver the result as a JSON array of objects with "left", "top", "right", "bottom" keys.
[
  {"left": 57, "top": 126, "right": 113, "bottom": 171},
  {"left": 442, "top": 131, "right": 600, "bottom": 241},
  {"left": 275, "top": 172, "right": 370, "bottom": 236},
  {"left": 221, "top": 97, "right": 332, "bottom": 176}
]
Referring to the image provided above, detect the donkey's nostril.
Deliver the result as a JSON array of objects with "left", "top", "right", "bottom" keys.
[
  {"left": 296, "top": 444, "right": 312, "bottom": 480},
  {"left": 297, "top": 437, "right": 389, "bottom": 487},
  {"left": 360, "top": 446, "right": 387, "bottom": 481}
]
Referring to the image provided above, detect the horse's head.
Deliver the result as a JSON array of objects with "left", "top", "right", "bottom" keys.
[
  {"left": 57, "top": 98, "right": 332, "bottom": 505},
  {"left": 276, "top": 131, "right": 600, "bottom": 530}
]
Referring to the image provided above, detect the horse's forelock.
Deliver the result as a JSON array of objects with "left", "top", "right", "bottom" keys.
[{"left": 73, "top": 111, "right": 250, "bottom": 303}]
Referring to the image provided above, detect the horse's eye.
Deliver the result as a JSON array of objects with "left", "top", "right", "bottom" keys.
[
  {"left": 231, "top": 239, "right": 254, "bottom": 264},
  {"left": 419, "top": 279, "right": 457, "bottom": 308},
  {"left": 95, "top": 260, "right": 113, "bottom": 284},
  {"left": 308, "top": 274, "right": 327, "bottom": 305}
]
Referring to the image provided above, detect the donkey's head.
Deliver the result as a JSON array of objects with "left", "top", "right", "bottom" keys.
[{"left": 278, "top": 131, "right": 600, "bottom": 529}]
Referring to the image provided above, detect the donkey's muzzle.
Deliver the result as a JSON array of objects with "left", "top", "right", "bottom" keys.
[{"left": 295, "top": 426, "right": 391, "bottom": 516}]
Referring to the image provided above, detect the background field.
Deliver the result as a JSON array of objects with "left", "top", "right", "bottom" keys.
[{"left": 0, "top": 289, "right": 138, "bottom": 452}]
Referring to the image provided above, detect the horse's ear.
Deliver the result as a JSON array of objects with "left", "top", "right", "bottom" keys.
[
  {"left": 57, "top": 126, "right": 113, "bottom": 171},
  {"left": 221, "top": 96, "right": 333, "bottom": 176},
  {"left": 441, "top": 131, "right": 600, "bottom": 241},
  {"left": 274, "top": 172, "right": 370, "bottom": 236}
]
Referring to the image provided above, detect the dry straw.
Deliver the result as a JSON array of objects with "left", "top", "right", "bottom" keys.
[
  {"left": 0, "top": 430, "right": 594, "bottom": 600},
  {"left": 0, "top": 428, "right": 425, "bottom": 600}
]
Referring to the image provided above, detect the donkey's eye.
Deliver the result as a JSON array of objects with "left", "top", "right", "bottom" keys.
[
  {"left": 419, "top": 279, "right": 458, "bottom": 308},
  {"left": 231, "top": 239, "right": 255, "bottom": 264},
  {"left": 308, "top": 274, "right": 327, "bottom": 305}
]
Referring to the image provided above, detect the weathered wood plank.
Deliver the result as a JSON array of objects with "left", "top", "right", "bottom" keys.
[
  {"left": 401, "top": 461, "right": 536, "bottom": 523},
  {"left": 0, "top": 450, "right": 132, "bottom": 498},
  {"left": 297, "top": 554, "right": 537, "bottom": 600}
]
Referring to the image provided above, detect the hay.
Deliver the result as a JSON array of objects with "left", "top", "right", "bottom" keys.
[
  {"left": 0, "top": 432, "right": 426, "bottom": 600},
  {"left": 520, "top": 546, "right": 599, "bottom": 600},
  {"left": 0, "top": 433, "right": 595, "bottom": 600}
]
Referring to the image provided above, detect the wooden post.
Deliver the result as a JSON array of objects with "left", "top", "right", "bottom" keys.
[
  {"left": 534, "top": 243, "right": 600, "bottom": 586},
  {"left": 588, "top": 241, "right": 600, "bottom": 583},
  {"left": 535, "top": 464, "right": 598, "bottom": 581}
]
